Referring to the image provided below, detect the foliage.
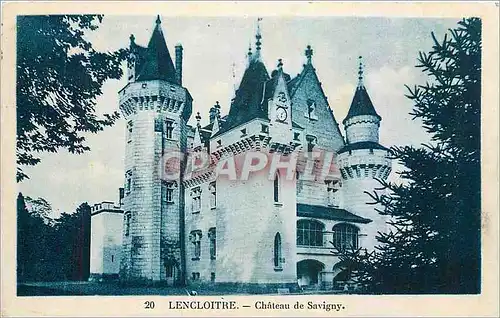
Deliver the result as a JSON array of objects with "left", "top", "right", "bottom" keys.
[
  {"left": 17, "top": 193, "right": 91, "bottom": 282},
  {"left": 16, "top": 15, "right": 128, "bottom": 181},
  {"left": 337, "top": 18, "right": 481, "bottom": 294}
]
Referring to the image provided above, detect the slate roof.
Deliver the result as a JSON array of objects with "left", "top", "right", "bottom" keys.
[
  {"left": 297, "top": 203, "right": 372, "bottom": 224},
  {"left": 214, "top": 60, "right": 270, "bottom": 135},
  {"left": 136, "top": 18, "right": 178, "bottom": 84},
  {"left": 343, "top": 85, "right": 381, "bottom": 124},
  {"left": 337, "top": 141, "right": 389, "bottom": 154}
]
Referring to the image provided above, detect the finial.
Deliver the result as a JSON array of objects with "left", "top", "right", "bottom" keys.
[
  {"left": 305, "top": 45, "right": 313, "bottom": 64},
  {"left": 215, "top": 101, "right": 220, "bottom": 109},
  {"left": 129, "top": 34, "right": 135, "bottom": 44},
  {"left": 156, "top": 15, "right": 161, "bottom": 25},
  {"left": 277, "top": 58, "right": 283, "bottom": 70},
  {"left": 195, "top": 112, "right": 201, "bottom": 127},
  {"left": 255, "top": 18, "right": 262, "bottom": 56},
  {"left": 247, "top": 42, "right": 253, "bottom": 63},
  {"left": 357, "top": 55, "right": 364, "bottom": 87}
]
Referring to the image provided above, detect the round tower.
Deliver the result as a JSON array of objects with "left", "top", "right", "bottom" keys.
[
  {"left": 119, "top": 16, "right": 192, "bottom": 282},
  {"left": 336, "top": 57, "right": 392, "bottom": 251}
]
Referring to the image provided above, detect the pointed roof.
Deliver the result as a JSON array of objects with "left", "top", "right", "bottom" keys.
[
  {"left": 136, "top": 16, "right": 178, "bottom": 83},
  {"left": 343, "top": 86, "right": 380, "bottom": 124},
  {"left": 343, "top": 57, "right": 381, "bottom": 124},
  {"left": 221, "top": 58, "right": 270, "bottom": 132}
]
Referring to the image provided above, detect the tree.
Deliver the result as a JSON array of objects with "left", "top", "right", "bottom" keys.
[
  {"left": 337, "top": 18, "right": 481, "bottom": 294},
  {"left": 16, "top": 15, "right": 128, "bottom": 181}
]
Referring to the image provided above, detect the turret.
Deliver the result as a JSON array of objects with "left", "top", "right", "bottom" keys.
[
  {"left": 343, "top": 56, "right": 381, "bottom": 144},
  {"left": 118, "top": 15, "right": 192, "bottom": 283},
  {"left": 336, "top": 56, "right": 392, "bottom": 251}
]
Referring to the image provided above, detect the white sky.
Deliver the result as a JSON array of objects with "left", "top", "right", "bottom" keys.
[{"left": 18, "top": 15, "right": 460, "bottom": 216}]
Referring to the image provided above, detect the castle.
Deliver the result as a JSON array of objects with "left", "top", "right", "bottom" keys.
[{"left": 89, "top": 16, "right": 392, "bottom": 292}]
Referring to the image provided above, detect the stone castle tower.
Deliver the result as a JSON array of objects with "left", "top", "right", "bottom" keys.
[
  {"left": 336, "top": 58, "right": 392, "bottom": 251},
  {"left": 118, "top": 16, "right": 192, "bottom": 282}
]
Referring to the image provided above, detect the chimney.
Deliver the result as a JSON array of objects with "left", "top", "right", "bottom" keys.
[
  {"left": 175, "top": 44, "right": 183, "bottom": 85},
  {"left": 119, "top": 187, "right": 124, "bottom": 207}
]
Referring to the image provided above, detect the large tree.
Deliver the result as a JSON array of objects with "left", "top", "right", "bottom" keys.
[
  {"left": 338, "top": 18, "right": 481, "bottom": 294},
  {"left": 16, "top": 15, "right": 127, "bottom": 181}
]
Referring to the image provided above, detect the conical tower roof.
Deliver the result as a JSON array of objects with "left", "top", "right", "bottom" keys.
[
  {"left": 136, "top": 16, "right": 178, "bottom": 84},
  {"left": 343, "top": 57, "right": 381, "bottom": 124}
]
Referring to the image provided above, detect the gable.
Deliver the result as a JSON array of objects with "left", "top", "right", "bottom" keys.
[{"left": 289, "top": 66, "right": 345, "bottom": 153}]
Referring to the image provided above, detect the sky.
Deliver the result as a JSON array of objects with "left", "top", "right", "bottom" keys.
[{"left": 18, "top": 15, "right": 460, "bottom": 217}]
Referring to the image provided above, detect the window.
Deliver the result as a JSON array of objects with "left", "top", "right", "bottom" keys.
[
  {"left": 297, "top": 220, "right": 324, "bottom": 246},
  {"left": 209, "top": 182, "right": 216, "bottom": 208},
  {"left": 190, "top": 230, "right": 202, "bottom": 260},
  {"left": 326, "top": 180, "right": 341, "bottom": 207},
  {"left": 166, "top": 264, "right": 173, "bottom": 278},
  {"left": 332, "top": 223, "right": 359, "bottom": 252},
  {"left": 191, "top": 187, "right": 201, "bottom": 213},
  {"left": 154, "top": 118, "right": 163, "bottom": 132},
  {"left": 208, "top": 227, "right": 216, "bottom": 260},
  {"left": 125, "top": 170, "right": 132, "bottom": 195},
  {"left": 274, "top": 233, "right": 283, "bottom": 270},
  {"left": 191, "top": 272, "right": 200, "bottom": 280},
  {"left": 211, "top": 272, "right": 216, "bottom": 282},
  {"left": 240, "top": 128, "right": 247, "bottom": 137},
  {"left": 127, "top": 121, "right": 133, "bottom": 142},
  {"left": 111, "top": 255, "right": 114, "bottom": 263},
  {"left": 124, "top": 212, "right": 131, "bottom": 236},
  {"left": 305, "top": 99, "right": 318, "bottom": 120},
  {"left": 274, "top": 172, "right": 280, "bottom": 203},
  {"left": 165, "top": 120, "right": 174, "bottom": 139},
  {"left": 306, "top": 135, "right": 316, "bottom": 153},
  {"left": 164, "top": 182, "right": 175, "bottom": 203},
  {"left": 261, "top": 124, "right": 269, "bottom": 134}
]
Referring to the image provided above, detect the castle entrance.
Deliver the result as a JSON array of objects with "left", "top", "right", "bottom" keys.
[{"left": 297, "top": 259, "right": 325, "bottom": 287}]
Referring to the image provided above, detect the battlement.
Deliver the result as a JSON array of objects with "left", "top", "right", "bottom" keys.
[
  {"left": 337, "top": 147, "right": 392, "bottom": 180},
  {"left": 91, "top": 201, "right": 123, "bottom": 216},
  {"left": 119, "top": 80, "right": 192, "bottom": 120}
]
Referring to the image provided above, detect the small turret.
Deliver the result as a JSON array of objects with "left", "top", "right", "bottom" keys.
[{"left": 343, "top": 56, "right": 381, "bottom": 144}]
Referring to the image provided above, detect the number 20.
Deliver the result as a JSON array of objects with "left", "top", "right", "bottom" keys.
[{"left": 144, "top": 301, "right": 155, "bottom": 309}]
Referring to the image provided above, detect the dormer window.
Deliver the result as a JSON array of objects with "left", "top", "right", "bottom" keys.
[
  {"left": 306, "top": 135, "right": 317, "bottom": 153},
  {"left": 240, "top": 128, "right": 247, "bottom": 137},
  {"left": 305, "top": 99, "right": 318, "bottom": 120},
  {"left": 294, "top": 132, "right": 301, "bottom": 141},
  {"left": 216, "top": 140, "right": 222, "bottom": 148}
]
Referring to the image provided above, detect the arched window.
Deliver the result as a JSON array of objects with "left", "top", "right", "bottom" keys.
[
  {"left": 274, "top": 233, "right": 282, "bottom": 269},
  {"left": 274, "top": 172, "right": 280, "bottom": 203},
  {"left": 332, "top": 223, "right": 359, "bottom": 252},
  {"left": 297, "top": 220, "right": 324, "bottom": 246}
]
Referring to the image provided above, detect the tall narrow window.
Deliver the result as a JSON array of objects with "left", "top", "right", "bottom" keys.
[
  {"left": 274, "top": 172, "right": 280, "bottom": 203},
  {"left": 274, "top": 232, "right": 282, "bottom": 269},
  {"left": 125, "top": 170, "right": 132, "bottom": 195},
  {"left": 191, "top": 187, "right": 201, "bottom": 213},
  {"left": 127, "top": 120, "right": 133, "bottom": 142},
  {"left": 165, "top": 120, "right": 174, "bottom": 139},
  {"left": 124, "top": 212, "right": 131, "bottom": 236},
  {"left": 332, "top": 223, "right": 359, "bottom": 252},
  {"left": 208, "top": 227, "right": 216, "bottom": 260},
  {"left": 209, "top": 182, "right": 216, "bottom": 208},
  {"left": 190, "top": 230, "right": 202, "bottom": 260},
  {"left": 164, "top": 182, "right": 175, "bottom": 203},
  {"left": 165, "top": 264, "right": 173, "bottom": 278}
]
